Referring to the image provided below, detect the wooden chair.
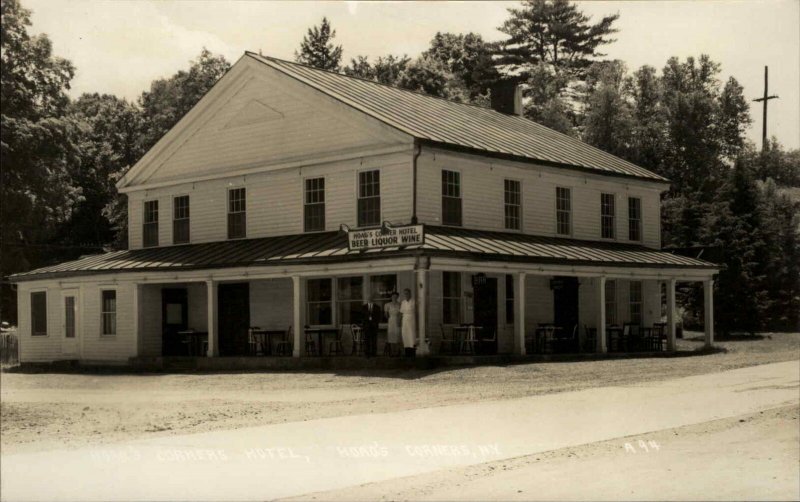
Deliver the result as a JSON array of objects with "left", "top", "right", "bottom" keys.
[
  {"left": 304, "top": 326, "right": 317, "bottom": 356},
  {"left": 438, "top": 324, "right": 456, "bottom": 355},
  {"left": 350, "top": 324, "right": 365, "bottom": 356},
  {"left": 583, "top": 325, "right": 597, "bottom": 353},
  {"left": 623, "top": 323, "right": 641, "bottom": 351},
  {"left": 480, "top": 329, "right": 497, "bottom": 355},
  {"left": 248, "top": 326, "right": 262, "bottom": 356},
  {"left": 650, "top": 322, "right": 667, "bottom": 351},
  {"left": 274, "top": 326, "right": 293, "bottom": 356},
  {"left": 328, "top": 325, "right": 345, "bottom": 356}
]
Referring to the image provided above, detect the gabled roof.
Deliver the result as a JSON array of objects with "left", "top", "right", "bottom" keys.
[
  {"left": 247, "top": 53, "right": 668, "bottom": 183},
  {"left": 9, "top": 226, "right": 715, "bottom": 282}
]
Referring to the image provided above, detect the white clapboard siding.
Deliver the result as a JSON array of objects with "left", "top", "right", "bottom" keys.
[
  {"left": 80, "top": 283, "right": 137, "bottom": 362},
  {"left": 127, "top": 59, "right": 409, "bottom": 188},
  {"left": 417, "top": 148, "right": 665, "bottom": 249},
  {"left": 250, "top": 278, "right": 293, "bottom": 331},
  {"left": 127, "top": 154, "right": 412, "bottom": 249},
  {"left": 15, "top": 282, "right": 62, "bottom": 362},
  {"left": 525, "top": 276, "right": 555, "bottom": 327}
]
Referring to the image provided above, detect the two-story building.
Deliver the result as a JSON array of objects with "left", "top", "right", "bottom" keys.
[{"left": 10, "top": 52, "right": 718, "bottom": 365}]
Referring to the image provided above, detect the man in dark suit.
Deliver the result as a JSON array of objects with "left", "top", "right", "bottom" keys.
[{"left": 361, "top": 293, "right": 382, "bottom": 357}]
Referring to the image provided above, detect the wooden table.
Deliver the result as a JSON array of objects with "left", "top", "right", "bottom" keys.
[
  {"left": 177, "top": 331, "right": 208, "bottom": 356},
  {"left": 304, "top": 328, "right": 339, "bottom": 356},
  {"left": 251, "top": 329, "right": 287, "bottom": 356},
  {"left": 452, "top": 325, "right": 482, "bottom": 354},
  {"left": 532, "top": 325, "right": 562, "bottom": 354}
]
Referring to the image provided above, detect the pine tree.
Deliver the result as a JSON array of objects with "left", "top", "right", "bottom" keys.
[{"left": 295, "top": 17, "right": 343, "bottom": 72}]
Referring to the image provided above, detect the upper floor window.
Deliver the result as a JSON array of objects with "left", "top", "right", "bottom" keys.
[
  {"left": 605, "top": 280, "right": 617, "bottom": 325},
  {"left": 556, "top": 187, "right": 571, "bottom": 236},
  {"left": 442, "top": 170, "right": 462, "bottom": 226},
  {"left": 173, "top": 195, "right": 190, "bottom": 244},
  {"left": 101, "top": 290, "right": 117, "bottom": 336},
  {"left": 601, "top": 193, "right": 615, "bottom": 239},
  {"left": 143, "top": 200, "right": 159, "bottom": 248},
  {"left": 304, "top": 177, "right": 325, "bottom": 232},
  {"left": 628, "top": 196, "right": 642, "bottom": 241},
  {"left": 227, "top": 188, "right": 246, "bottom": 239},
  {"left": 31, "top": 291, "right": 47, "bottom": 336},
  {"left": 442, "top": 271, "right": 462, "bottom": 324},
  {"left": 357, "top": 170, "right": 380, "bottom": 227},
  {"left": 629, "top": 281, "right": 642, "bottom": 325},
  {"left": 504, "top": 179, "right": 521, "bottom": 230}
]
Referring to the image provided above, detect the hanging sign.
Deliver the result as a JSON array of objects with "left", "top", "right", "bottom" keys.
[{"left": 347, "top": 224, "right": 425, "bottom": 251}]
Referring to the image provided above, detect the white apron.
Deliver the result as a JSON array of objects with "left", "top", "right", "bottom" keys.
[{"left": 400, "top": 299, "right": 416, "bottom": 348}]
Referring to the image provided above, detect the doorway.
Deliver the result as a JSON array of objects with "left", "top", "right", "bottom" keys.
[
  {"left": 61, "top": 290, "right": 79, "bottom": 357},
  {"left": 472, "top": 276, "right": 498, "bottom": 355},
  {"left": 218, "top": 283, "right": 250, "bottom": 356},
  {"left": 162, "top": 288, "right": 188, "bottom": 356},
  {"left": 552, "top": 276, "right": 580, "bottom": 337}
]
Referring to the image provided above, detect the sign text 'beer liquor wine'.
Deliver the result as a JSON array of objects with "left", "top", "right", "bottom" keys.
[{"left": 347, "top": 225, "right": 424, "bottom": 251}]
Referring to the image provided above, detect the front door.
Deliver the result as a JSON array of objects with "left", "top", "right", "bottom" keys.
[
  {"left": 218, "top": 283, "right": 250, "bottom": 356},
  {"left": 553, "top": 276, "right": 580, "bottom": 337},
  {"left": 472, "top": 276, "right": 498, "bottom": 355},
  {"left": 61, "top": 290, "right": 79, "bottom": 357},
  {"left": 162, "top": 288, "right": 188, "bottom": 356}
]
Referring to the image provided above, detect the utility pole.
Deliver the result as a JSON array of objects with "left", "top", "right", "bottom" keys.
[{"left": 753, "top": 66, "right": 779, "bottom": 151}]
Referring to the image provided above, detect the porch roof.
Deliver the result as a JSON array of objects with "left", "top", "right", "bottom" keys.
[{"left": 9, "top": 226, "right": 716, "bottom": 282}]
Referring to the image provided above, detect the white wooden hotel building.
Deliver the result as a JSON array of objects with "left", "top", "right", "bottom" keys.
[{"left": 10, "top": 53, "right": 718, "bottom": 364}]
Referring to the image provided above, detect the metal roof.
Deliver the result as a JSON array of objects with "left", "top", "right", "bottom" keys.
[
  {"left": 10, "top": 227, "right": 715, "bottom": 281},
  {"left": 248, "top": 53, "right": 668, "bottom": 183}
]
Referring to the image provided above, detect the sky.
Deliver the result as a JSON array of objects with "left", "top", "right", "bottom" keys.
[{"left": 24, "top": 0, "right": 800, "bottom": 150}]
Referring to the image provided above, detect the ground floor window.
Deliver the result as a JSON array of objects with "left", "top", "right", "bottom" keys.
[
  {"left": 101, "top": 290, "right": 117, "bottom": 336},
  {"left": 629, "top": 281, "right": 643, "bottom": 325},
  {"left": 307, "top": 278, "right": 333, "bottom": 325},
  {"left": 370, "top": 274, "right": 397, "bottom": 312},
  {"left": 605, "top": 280, "right": 617, "bottom": 325},
  {"left": 505, "top": 274, "right": 514, "bottom": 323},
  {"left": 31, "top": 291, "right": 47, "bottom": 336},
  {"left": 337, "top": 276, "right": 363, "bottom": 325},
  {"left": 64, "top": 296, "right": 76, "bottom": 338},
  {"left": 442, "top": 271, "right": 462, "bottom": 324}
]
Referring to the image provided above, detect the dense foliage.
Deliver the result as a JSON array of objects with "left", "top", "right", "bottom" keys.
[{"left": 1, "top": 0, "right": 798, "bottom": 332}]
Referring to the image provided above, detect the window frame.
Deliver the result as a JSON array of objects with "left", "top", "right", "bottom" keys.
[
  {"left": 227, "top": 187, "right": 247, "bottom": 240},
  {"left": 63, "top": 294, "right": 76, "bottom": 339},
  {"left": 306, "top": 278, "right": 333, "bottom": 327},
  {"left": 172, "top": 194, "right": 190, "bottom": 245},
  {"left": 555, "top": 186, "right": 572, "bottom": 236},
  {"left": 441, "top": 169, "right": 463, "bottom": 227},
  {"left": 356, "top": 169, "right": 381, "bottom": 228},
  {"left": 628, "top": 196, "right": 642, "bottom": 242},
  {"left": 605, "top": 280, "right": 617, "bottom": 326},
  {"left": 336, "top": 276, "right": 364, "bottom": 326},
  {"left": 442, "top": 271, "right": 462, "bottom": 325},
  {"left": 142, "top": 199, "right": 159, "bottom": 248},
  {"left": 601, "top": 193, "right": 616, "bottom": 240},
  {"left": 504, "top": 179, "right": 522, "bottom": 231},
  {"left": 100, "top": 288, "right": 117, "bottom": 337},
  {"left": 629, "top": 281, "right": 643, "bottom": 325},
  {"left": 303, "top": 176, "right": 326, "bottom": 233},
  {"left": 30, "top": 290, "right": 48, "bottom": 336}
]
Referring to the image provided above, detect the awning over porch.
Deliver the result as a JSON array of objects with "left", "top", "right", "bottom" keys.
[{"left": 9, "top": 226, "right": 716, "bottom": 281}]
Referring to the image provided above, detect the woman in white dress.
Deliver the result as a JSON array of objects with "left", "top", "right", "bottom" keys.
[
  {"left": 383, "top": 292, "right": 402, "bottom": 356},
  {"left": 399, "top": 288, "right": 417, "bottom": 357}
]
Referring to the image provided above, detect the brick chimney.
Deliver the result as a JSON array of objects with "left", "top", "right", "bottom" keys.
[{"left": 490, "top": 81, "right": 522, "bottom": 116}]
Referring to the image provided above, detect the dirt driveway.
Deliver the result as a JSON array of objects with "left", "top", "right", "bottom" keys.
[{"left": 1, "top": 333, "right": 798, "bottom": 454}]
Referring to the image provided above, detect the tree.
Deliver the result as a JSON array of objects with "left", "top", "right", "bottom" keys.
[
  {"left": 422, "top": 32, "right": 498, "bottom": 101},
  {"left": 581, "top": 60, "right": 633, "bottom": 157},
  {"left": 295, "top": 17, "right": 343, "bottom": 71},
  {"left": 344, "top": 54, "right": 410, "bottom": 85},
  {"left": 137, "top": 48, "right": 230, "bottom": 153},
  {"left": 497, "top": 0, "right": 619, "bottom": 79},
  {"left": 1, "top": 0, "right": 81, "bottom": 323}
]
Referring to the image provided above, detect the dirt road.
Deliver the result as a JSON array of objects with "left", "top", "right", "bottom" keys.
[{"left": 2, "top": 360, "right": 797, "bottom": 501}]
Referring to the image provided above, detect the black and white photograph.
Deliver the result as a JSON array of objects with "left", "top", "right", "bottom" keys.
[{"left": 1, "top": 1, "right": 798, "bottom": 500}]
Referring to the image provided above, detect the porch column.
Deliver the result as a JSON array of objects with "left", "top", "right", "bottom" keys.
[
  {"left": 514, "top": 272, "right": 526, "bottom": 355},
  {"left": 704, "top": 278, "right": 715, "bottom": 348},
  {"left": 666, "top": 278, "right": 677, "bottom": 352},
  {"left": 132, "top": 283, "right": 142, "bottom": 357},
  {"left": 206, "top": 280, "right": 218, "bottom": 357},
  {"left": 595, "top": 276, "right": 607, "bottom": 353},
  {"left": 416, "top": 268, "right": 430, "bottom": 355},
  {"left": 292, "top": 275, "right": 302, "bottom": 357}
]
